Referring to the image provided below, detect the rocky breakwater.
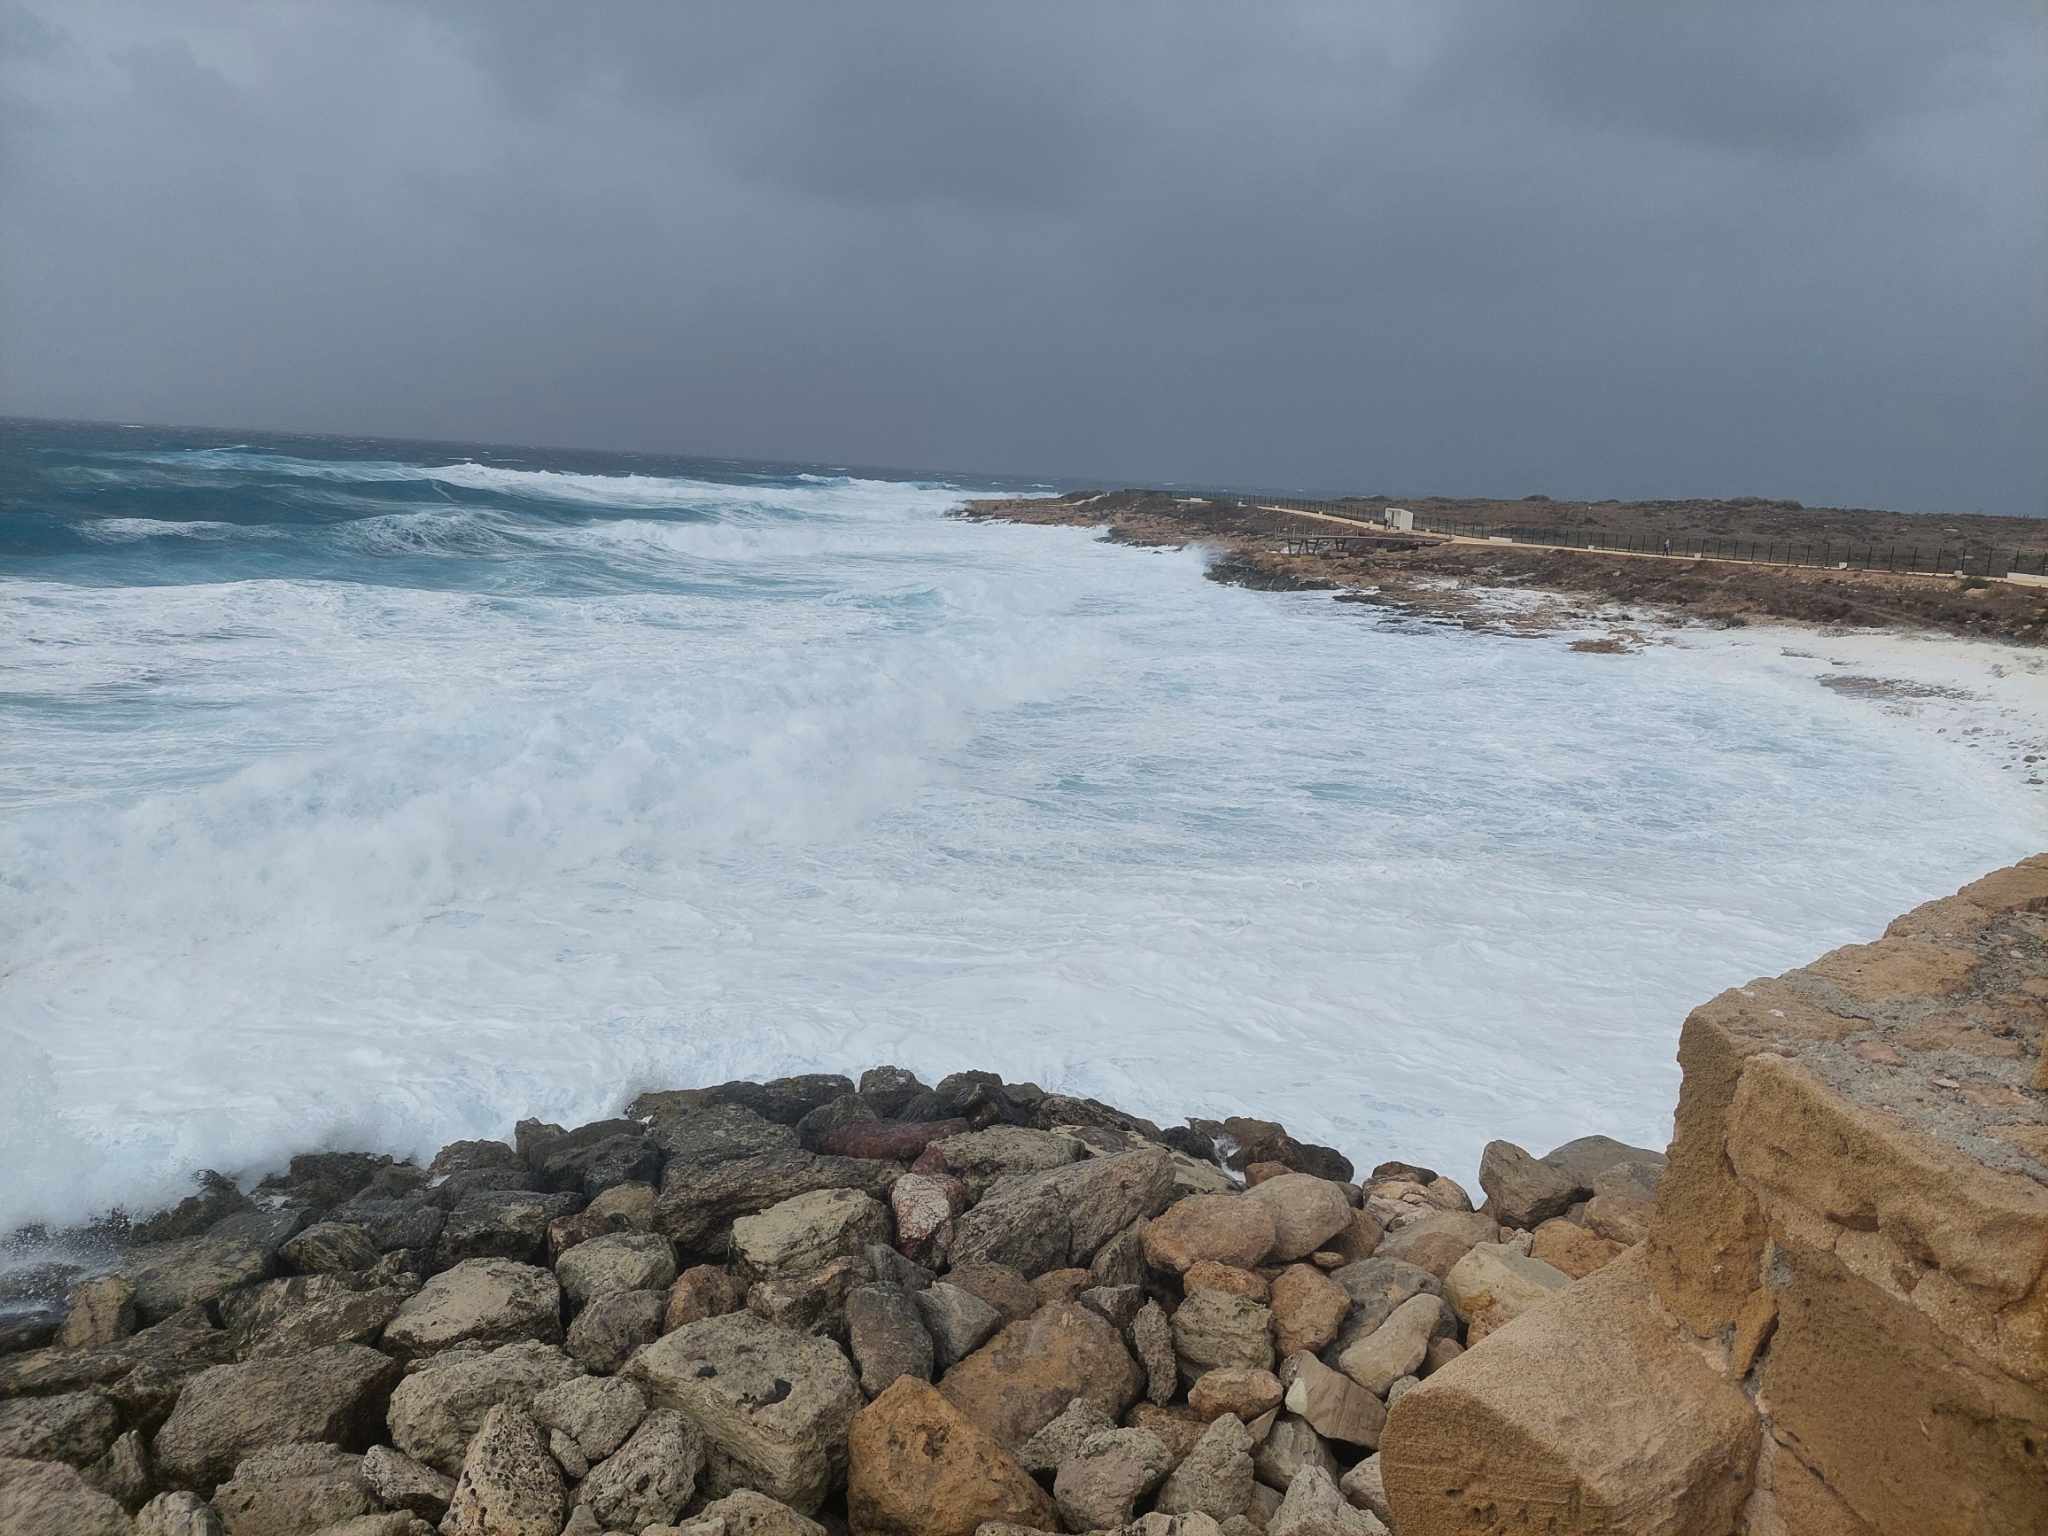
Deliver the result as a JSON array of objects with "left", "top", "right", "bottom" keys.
[
  {"left": 0, "top": 1063, "right": 1662, "bottom": 1535},
  {"left": 1380, "top": 854, "right": 2048, "bottom": 1536}
]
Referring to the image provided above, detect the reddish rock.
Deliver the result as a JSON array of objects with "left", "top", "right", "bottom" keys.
[
  {"left": 847, "top": 1378, "right": 1054, "bottom": 1536},
  {"left": 663, "top": 1265, "right": 746, "bottom": 1334},
  {"left": 820, "top": 1119, "right": 971, "bottom": 1161},
  {"left": 1244, "top": 1162, "right": 1293, "bottom": 1187},
  {"left": 1270, "top": 1264, "right": 1351, "bottom": 1358},
  {"left": 1143, "top": 1195, "right": 1279, "bottom": 1274},
  {"left": 1184, "top": 1262, "right": 1270, "bottom": 1302},
  {"left": 1032, "top": 1268, "right": 1093, "bottom": 1307},
  {"left": 937, "top": 1301, "right": 1141, "bottom": 1449}
]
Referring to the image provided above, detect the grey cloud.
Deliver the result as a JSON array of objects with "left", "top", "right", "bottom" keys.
[{"left": 0, "top": 0, "right": 2040, "bottom": 514}]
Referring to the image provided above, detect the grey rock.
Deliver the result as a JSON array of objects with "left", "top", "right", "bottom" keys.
[
  {"left": 441, "top": 1404, "right": 564, "bottom": 1536},
  {"left": 1322, "top": 1258, "right": 1442, "bottom": 1362},
  {"left": 360, "top": 1444, "right": 454, "bottom": 1521},
  {"left": 1171, "top": 1289, "right": 1274, "bottom": 1387},
  {"left": 1054, "top": 1426, "right": 1174, "bottom": 1530},
  {"left": 623, "top": 1312, "right": 860, "bottom": 1515},
  {"left": 556, "top": 1233, "right": 677, "bottom": 1308},
  {"left": 908, "top": 1282, "right": 1002, "bottom": 1372},
  {"left": 124, "top": 1207, "right": 307, "bottom": 1324},
  {"left": 654, "top": 1148, "right": 896, "bottom": 1262},
  {"left": 1335, "top": 1293, "right": 1439, "bottom": 1397},
  {"left": 577, "top": 1407, "right": 703, "bottom": 1530},
  {"left": 1252, "top": 1413, "right": 1337, "bottom": 1492},
  {"left": 1338, "top": 1453, "right": 1391, "bottom": 1523},
  {"left": 58, "top": 1275, "right": 138, "bottom": 1350},
  {"left": 947, "top": 1149, "right": 1176, "bottom": 1276},
  {"left": 332, "top": 1198, "right": 443, "bottom": 1255},
  {"left": 547, "top": 1427, "right": 587, "bottom": 1479},
  {"left": 529, "top": 1374, "right": 646, "bottom": 1462},
  {"left": 279, "top": 1222, "right": 381, "bottom": 1275},
  {"left": 745, "top": 1256, "right": 868, "bottom": 1340},
  {"left": 0, "top": 1390, "right": 120, "bottom": 1465},
  {"left": 1016, "top": 1396, "right": 1115, "bottom": 1476},
  {"left": 136, "top": 1490, "right": 226, "bottom": 1536},
  {"left": 856, "top": 1065, "right": 927, "bottom": 1117},
  {"left": 386, "top": 1339, "right": 584, "bottom": 1476},
  {"left": 152, "top": 1343, "right": 399, "bottom": 1493},
  {"left": 930, "top": 1127, "right": 1085, "bottom": 1198},
  {"left": 381, "top": 1258, "right": 561, "bottom": 1359},
  {"left": 794, "top": 1094, "right": 878, "bottom": 1152},
  {"left": 435, "top": 1189, "right": 581, "bottom": 1267},
  {"left": 532, "top": 1120, "right": 661, "bottom": 1198},
  {"left": 1088, "top": 1221, "right": 1147, "bottom": 1288},
  {"left": 83, "top": 1426, "right": 154, "bottom": 1510},
  {"left": 863, "top": 1244, "right": 933, "bottom": 1292},
  {"left": 212, "top": 1442, "right": 373, "bottom": 1536},
  {"left": 1476, "top": 1141, "right": 1579, "bottom": 1230},
  {"left": 1155, "top": 1412, "right": 1255, "bottom": 1519},
  {"left": 666, "top": 1487, "right": 829, "bottom": 1534},
  {"left": 1268, "top": 1463, "right": 1389, "bottom": 1535},
  {"left": 565, "top": 1287, "right": 664, "bottom": 1373},
  {"left": 219, "top": 1275, "right": 408, "bottom": 1359},
  {"left": 0, "top": 1459, "right": 133, "bottom": 1536},
  {"left": 1132, "top": 1299, "right": 1176, "bottom": 1406},
  {"left": 845, "top": 1285, "right": 932, "bottom": 1398},
  {"left": 732, "top": 1190, "right": 892, "bottom": 1281},
  {"left": 430, "top": 1140, "right": 523, "bottom": 1177},
  {"left": 1539, "top": 1135, "right": 1666, "bottom": 1195}
]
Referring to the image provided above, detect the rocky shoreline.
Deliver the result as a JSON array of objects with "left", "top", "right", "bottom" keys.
[{"left": 0, "top": 1069, "right": 1661, "bottom": 1535}]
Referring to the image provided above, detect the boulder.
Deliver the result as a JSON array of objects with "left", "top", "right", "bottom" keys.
[
  {"left": 886, "top": 1173, "right": 964, "bottom": 1263},
  {"left": 124, "top": 1208, "right": 306, "bottom": 1323},
  {"left": 386, "top": 1339, "right": 584, "bottom": 1475},
  {"left": 655, "top": 1149, "right": 897, "bottom": 1261},
  {"left": 0, "top": 1457, "right": 133, "bottom": 1536},
  {"left": 1029, "top": 1268, "right": 1091, "bottom": 1308},
  {"left": 1127, "top": 1402, "right": 1210, "bottom": 1464},
  {"left": 1538, "top": 1135, "right": 1665, "bottom": 1195},
  {"left": 380, "top": 1259, "right": 561, "bottom": 1358},
  {"left": 1185, "top": 1262, "right": 1269, "bottom": 1302},
  {"left": 1268, "top": 1463, "right": 1389, "bottom": 1536},
  {"left": 1078, "top": 1283, "right": 1144, "bottom": 1332},
  {"left": 1382, "top": 1252, "right": 1759, "bottom": 1536},
  {"left": 936, "top": 1301, "right": 1141, "bottom": 1449},
  {"left": 436, "top": 1189, "right": 580, "bottom": 1267},
  {"left": 1370, "top": 1211, "right": 1499, "bottom": 1281},
  {"left": 1016, "top": 1397, "right": 1115, "bottom": 1476},
  {"left": 1442, "top": 1242, "right": 1571, "bottom": 1343},
  {"left": 1338, "top": 1453, "right": 1390, "bottom": 1523},
  {"left": 1477, "top": 1142, "right": 1579, "bottom": 1230},
  {"left": 441, "top": 1404, "right": 564, "bottom": 1536},
  {"left": 135, "top": 1490, "right": 227, "bottom": 1536},
  {"left": 818, "top": 1120, "right": 969, "bottom": 1161},
  {"left": 58, "top": 1276, "right": 137, "bottom": 1349},
  {"left": 1581, "top": 1191, "right": 1655, "bottom": 1247},
  {"left": 1190, "top": 1367, "right": 1284, "bottom": 1422},
  {"left": 625, "top": 1312, "right": 860, "bottom": 1514},
  {"left": 280, "top": 1223, "right": 381, "bottom": 1276},
  {"left": 665, "top": 1265, "right": 747, "bottom": 1333},
  {"left": 744, "top": 1256, "right": 868, "bottom": 1339},
  {"left": 1170, "top": 1289, "right": 1274, "bottom": 1387},
  {"left": 1252, "top": 1412, "right": 1338, "bottom": 1493},
  {"left": 647, "top": 1103, "right": 799, "bottom": 1166},
  {"left": 529, "top": 1374, "right": 645, "bottom": 1462},
  {"left": 531, "top": 1120, "right": 660, "bottom": 1198},
  {"left": 431, "top": 1140, "right": 523, "bottom": 1176},
  {"left": 1142, "top": 1195, "right": 1278, "bottom": 1273},
  {"left": 857, "top": 1066, "right": 928, "bottom": 1116},
  {"left": 910, "top": 1284, "right": 1004, "bottom": 1372},
  {"left": 732, "top": 1190, "right": 892, "bottom": 1280},
  {"left": 846, "top": 1378, "right": 1055, "bottom": 1536},
  {"left": 1190, "top": 1117, "right": 1354, "bottom": 1183},
  {"left": 1155, "top": 1412, "right": 1256, "bottom": 1520},
  {"left": 1053, "top": 1426, "right": 1174, "bottom": 1530},
  {"left": 1528, "top": 1219, "right": 1625, "bottom": 1280},
  {"left": 947, "top": 1150, "right": 1175, "bottom": 1276},
  {"left": 0, "top": 1391, "right": 120, "bottom": 1465},
  {"left": 578, "top": 1407, "right": 703, "bottom": 1531},
  {"left": 219, "top": 1275, "right": 408, "bottom": 1359},
  {"left": 151, "top": 1343, "right": 398, "bottom": 1492},
  {"left": 1270, "top": 1265, "right": 1350, "bottom": 1358},
  {"left": 359, "top": 1445, "right": 454, "bottom": 1521},
  {"left": 1324, "top": 1259, "right": 1441, "bottom": 1352},
  {"left": 82, "top": 1426, "right": 152, "bottom": 1511},
  {"left": 212, "top": 1442, "right": 374, "bottom": 1536},
  {"left": 930, "top": 1128, "right": 1086, "bottom": 1198},
  {"left": 1246, "top": 1176, "right": 1354, "bottom": 1263},
  {"left": 845, "top": 1286, "right": 933, "bottom": 1398},
  {"left": 1089, "top": 1221, "right": 1148, "bottom": 1288},
  {"left": 1131, "top": 1300, "right": 1176, "bottom": 1406},
  {"left": 555, "top": 1232, "right": 677, "bottom": 1307},
  {"left": 663, "top": 1488, "right": 829, "bottom": 1534},
  {"left": 938, "top": 1264, "right": 1037, "bottom": 1324},
  {"left": 1336, "top": 1293, "right": 1441, "bottom": 1397},
  {"left": 332, "top": 1198, "right": 442, "bottom": 1256},
  {"left": 1280, "top": 1353, "right": 1385, "bottom": 1449},
  {"left": 565, "top": 1287, "right": 664, "bottom": 1373}
]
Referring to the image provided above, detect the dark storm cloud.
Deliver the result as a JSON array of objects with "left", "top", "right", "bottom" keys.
[{"left": 1, "top": 2, "right": 2041, "bottom": 513}]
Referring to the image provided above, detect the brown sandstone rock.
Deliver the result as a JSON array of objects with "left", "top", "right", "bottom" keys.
[
  {"left": 1381, "top": 1249, "right": 1759, "bottom": 1536},
  {"left": 1031, "top": 1267, "right": 1092, "bottom": 1307},
  {"left": 1477, "top": 1141, "right": 1579, "bottom": 1230},
  {"left": 1247, "top": 1175, "right": 1355, "bottom": 1262},
  {"left": 664, "top": 1264, "right": 746, "bottom": 1333},
  {"left": 386, "top": 1338, "right": 583, "bottom": 1476},
  {"left": 1372, "top": 1209, "right": 1499, "bottom": 1279},
  {"left": 940, "top": 1263, "right": 1039, "bottom": 1324},
  {"left": 1184, "top": 1261, "right": 1270, "bottom": 1302},
  {"left": 1270, "top": 1264, "right": 1350, "bottom": 1357},
  {"left": 0, "top": 1457, "right": 133, "bottom": 1536},
  {"left": 732, "top": 1189, "right": 892, "bottom": 1280},
  {"left": 846, "top": 1378, "right": 1055, "bottom": 1536},
  {"left": 1171, "top": 1289, "right": 1274, "bottom": 1387},
  {"left": 1155, "top": 1412, "right": 1256, "bottom": 1519},
  {"left": 1280, "top": 1352, "right": 1385, "bottom": 1448},
  {"left": 1143, "top": 1195, "right": 1280, "bottom": 1273},
  {"left": 1052, "top": 1425, "right": 1174, "bottom": 1530},
  {"left": 381, "top": 1258, "right": 561, "bottom": 1358},
  {"left": 151, "top": 1343, "right": 399, "bottom": 1492},
  {"left": 1528, "top": 1218, "right": 1624, "bottom": 1279},
  {"left": 1442, "top": 1243, "right": 1571, "bottom": 1344},
  {"left": 58, "top": 1277, "right": 137, "bottom": 1350},
  {"left": 213, "top": 1442, "right": 375, "bottom": 1535},
  {"left": 938, "top": 1301, "right": 1141, "bottom": 1449},
  {"left": 1190, "top": 1366, "right": 1283, "bottom": 1421}
]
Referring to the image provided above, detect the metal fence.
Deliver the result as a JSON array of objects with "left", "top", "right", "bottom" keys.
[{"left": 1220, "top": 495, "right": 2048, "bottom": 580}]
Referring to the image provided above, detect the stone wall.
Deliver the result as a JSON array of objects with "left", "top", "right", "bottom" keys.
[{"left": 1383, "top": 855, "right": 2048, "bottom": 1536}]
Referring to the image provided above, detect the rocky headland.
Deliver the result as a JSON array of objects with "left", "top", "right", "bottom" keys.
[{"left": 0, "top": 856, "right": 2042, "bottom": 1536}]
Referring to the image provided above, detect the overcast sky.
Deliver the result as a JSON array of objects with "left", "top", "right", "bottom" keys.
[{"left": 2, "top": 3, "right": 2042, "bottom": 512}]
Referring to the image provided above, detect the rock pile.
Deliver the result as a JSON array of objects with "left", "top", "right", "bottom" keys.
[{"left": 0, "top": 1069, "right": 1659, "bottom": 1535}]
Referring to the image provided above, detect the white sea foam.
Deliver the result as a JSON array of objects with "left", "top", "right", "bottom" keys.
[
  {"left": 78, "top": 517, "right": 275, "bottom": 543},
  {"left": 2, "top": 470, "right": 2044, "bottom": 1231}
]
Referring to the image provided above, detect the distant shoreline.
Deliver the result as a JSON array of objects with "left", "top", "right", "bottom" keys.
[{"left": 955, "top": 490, "right": 2048, "bottom": 648}]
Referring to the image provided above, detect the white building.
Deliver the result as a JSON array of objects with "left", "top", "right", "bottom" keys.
[{"left": 1383, "top": 507, "right": 1414, "bottom": 531}]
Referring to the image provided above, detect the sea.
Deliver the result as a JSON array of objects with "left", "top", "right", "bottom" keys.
[{"left": 3, "top": 416, "right": 2044, "bottom": 1234}]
